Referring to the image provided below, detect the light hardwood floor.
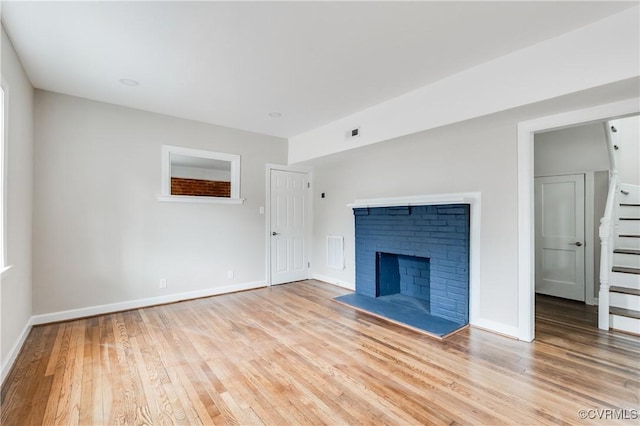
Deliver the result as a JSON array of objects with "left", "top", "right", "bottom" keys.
[{"left": 2, "top": 280, "right": 639, "bottom": 425}]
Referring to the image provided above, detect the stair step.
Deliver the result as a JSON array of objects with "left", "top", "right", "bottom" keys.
[
  {"left": 613, "top": 251, "right": 640, "bottom": 268},
  {"left": 618, "top": 220, "right": 640, "bottom": 234},
  {"left": 610, "top": 289, "right": 640, "bottom": 311},
  {"left": 614, "top": 249, "right": 640, "bottom": 255},
  {"left": 610, "top": 307, "right": 640, "bottom": 320},
  {"left": 610, "top": 313, "right": 640, "bottom": 334},
  {"left": 619, "top": 204, "right": 640, "bottom": 212},
  {"left": 610, "top": 286, "right": 640, "bottom": 296},
  {"left": 612, "top": 266, "right": 640, "bottom": 275},
  {"left": 610, "top": 271, "right": 640, "bottom": 290}
]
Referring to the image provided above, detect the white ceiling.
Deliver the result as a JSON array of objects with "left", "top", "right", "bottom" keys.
[{"left": 1, "top": 1, "right": 635, "bottom": 138}]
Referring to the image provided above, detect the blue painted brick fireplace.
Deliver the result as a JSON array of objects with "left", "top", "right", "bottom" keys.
[{"left": 354, "top": 204, "right": 470, "bottom": 325}]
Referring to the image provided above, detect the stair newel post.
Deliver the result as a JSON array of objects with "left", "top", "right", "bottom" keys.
[
  {"left": 598, "top": 123, "right": 620, "bottom": 331},
  {"left": 598, "top": 217, "right": 611, "bottom": 330}
]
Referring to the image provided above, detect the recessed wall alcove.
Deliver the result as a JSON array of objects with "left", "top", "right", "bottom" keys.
[{"left": 335, "top": 193, "right": 480, "bottom": 338}]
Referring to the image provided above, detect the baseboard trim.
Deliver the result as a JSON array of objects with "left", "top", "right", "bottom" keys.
[
  {"left": 470, "top": 318, "right": 520, "bottom": 340},
  {"left": 312, "top": 274, "right": 355, "bottom": 291},
  {"left": 31, "top": 281, "right": 267, "bottom": 326},
  {"left": 1, "top": 317, "right": 34, "bottom": 386}
]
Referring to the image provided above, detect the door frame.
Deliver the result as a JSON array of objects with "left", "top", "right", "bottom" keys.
[
  {"left": 517, "top": 98, "right": 639, "bottom": 342},
  {"left": 265, "top": 163, "right": 313, "bottom": 286},
  {"left": 534, "top": 172, "right": 591, "bottom": 302}
]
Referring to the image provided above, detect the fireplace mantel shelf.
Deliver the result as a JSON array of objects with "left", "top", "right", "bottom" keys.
[{"left": 347, "top": 192, "right": 480, "bottom": 209}]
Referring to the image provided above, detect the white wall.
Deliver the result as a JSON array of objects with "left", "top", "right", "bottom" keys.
[
  {"left": 534, "top": 123, "right": 609, "bottom": 176},
  {"left": 0, "top": 27, "right": 34, "bottom": 379},
  {"left": 308, "top": 119, "right": 519, "bottom": 327},
  {"left": 610, "top": 115, "right": 640, "bottom": 186},
  {"left": 303, "top": 80, "right": 640, "bottom": 334},
  {"left": 33, "top": 91, "right": 287, "bottom": 315},
  {"left": 289, "top": 6, "right": 640, "bottom": 163}
]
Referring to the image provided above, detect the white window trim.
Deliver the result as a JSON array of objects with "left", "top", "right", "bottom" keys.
[
  {"left": 0, "top": 79, "right": 9, "bottom": 273},
  {"left": 158, "top": 145, "right": 245, "bottom": 204},
  {"left": 0, "top": 265, "right": 12, "bottom": 278}
]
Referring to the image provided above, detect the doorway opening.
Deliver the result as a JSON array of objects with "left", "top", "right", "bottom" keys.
[
  {"left": 533, "top": 115, "right": 640, "bottom": 331},
  {"left": 518, "top": 99, "right": 640, "bottom": 342},
  {"left": 533, "top": 124, "right": 608, "bottom": 331}
]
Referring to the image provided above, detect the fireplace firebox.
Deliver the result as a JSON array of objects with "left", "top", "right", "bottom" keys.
[{"left": 377, "top": 252, "right": 431, "bottom": 302}]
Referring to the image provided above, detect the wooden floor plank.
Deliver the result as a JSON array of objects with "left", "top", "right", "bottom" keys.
[{"left": 2, "top": 282, "right": 639, "bottom": 425}]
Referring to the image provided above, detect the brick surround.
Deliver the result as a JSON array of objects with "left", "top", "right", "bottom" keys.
[
  {"left": 354, "top": 204, "right": 470, "bottom": 325},
  {"left": 171, "top": 177, "right": 231, "bottom": 197}
]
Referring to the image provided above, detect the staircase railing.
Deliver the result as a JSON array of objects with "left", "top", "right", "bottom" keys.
[{"left": 598, "top": 122, "right": 619, "bottom": 330}]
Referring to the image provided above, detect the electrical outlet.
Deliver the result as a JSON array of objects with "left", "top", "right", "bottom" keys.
[
  {"left": 227, "top": 270, "right": 234, "bottom": 279},
  {"left": 159, "top": 278, "right": 167, "bottom": 289}
]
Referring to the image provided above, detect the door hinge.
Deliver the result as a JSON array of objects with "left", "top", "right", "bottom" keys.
[
  {"left": 307, "top": 182, "right": 310, "bottom": 189},
  {"left": 307, "top": 262, "right": 310, "bottom": 268}
]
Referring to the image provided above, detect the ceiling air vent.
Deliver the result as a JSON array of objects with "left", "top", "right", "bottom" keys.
[{"left": 346, "top": 126, "right": 361, "bottom": 140}]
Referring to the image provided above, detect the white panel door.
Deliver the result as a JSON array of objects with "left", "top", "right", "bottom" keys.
[
  {"left": 535, "top": 174, "right": 585, "bottom": 301},
  {"left": 270, "top": 169, "right": 309, "bottom": 285}
]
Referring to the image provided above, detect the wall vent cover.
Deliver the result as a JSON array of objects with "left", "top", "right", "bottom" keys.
[{"left": 327, "top": 236, "right": 345, "bottom": 270}]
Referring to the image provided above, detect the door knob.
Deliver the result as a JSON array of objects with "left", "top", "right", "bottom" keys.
[
  {"left": 570, "top": 242, "right": 583, "bottom": 247},
  {"left": 272, "top": 232, "right": 279, "bottom": 236}
]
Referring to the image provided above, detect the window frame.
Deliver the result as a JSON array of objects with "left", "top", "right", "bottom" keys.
[
  {"left": 0, "top": 79, "right": 10, "bottom": 275},
  {"left": 158, "top": 144, "right": 244, "bottom": 204}
]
